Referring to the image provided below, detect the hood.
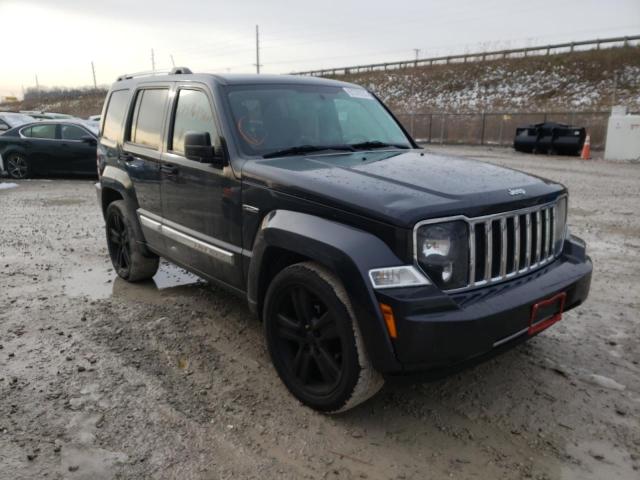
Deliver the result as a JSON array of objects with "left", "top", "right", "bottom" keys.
[{"left": 241, "top": 149, "right": 566, "bottom": 227}]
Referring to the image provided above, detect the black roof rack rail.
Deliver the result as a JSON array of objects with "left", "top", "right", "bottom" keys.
[{"left": 116, "top": 67, "right": 193, "bottom": 82}]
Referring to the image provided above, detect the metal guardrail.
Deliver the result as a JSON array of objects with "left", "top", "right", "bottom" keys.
[{"left": 294, "top": 35, "right": 640, "bottom": 76}]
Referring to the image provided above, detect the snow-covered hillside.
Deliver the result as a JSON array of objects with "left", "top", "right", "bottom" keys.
[{"left": 334, "top": 46, "right": 640, "bottom": 113}]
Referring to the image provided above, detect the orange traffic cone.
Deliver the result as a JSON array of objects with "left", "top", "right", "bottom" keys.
[{"left": 580, "top": 134, "right": 591, "bottom": 160}]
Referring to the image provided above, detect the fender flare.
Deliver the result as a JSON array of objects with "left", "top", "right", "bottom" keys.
[
  {"left": 247, "top": 209, "right": 404, "bottom": 373},
  {"left": 99, "top": 166, "right": 152, "bottom": 256}
]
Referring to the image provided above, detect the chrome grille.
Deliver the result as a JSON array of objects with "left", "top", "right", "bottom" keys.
[
  {"left": 413, "top": 197, "right": 567, "bottom": 293},
  {"left": 469, "top": 202, "right": 558, "bottom": 288}
]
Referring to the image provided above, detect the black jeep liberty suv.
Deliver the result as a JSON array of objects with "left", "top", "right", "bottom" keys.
[{"left": 96, "top": 68, "right": 592, "bottom": 412}]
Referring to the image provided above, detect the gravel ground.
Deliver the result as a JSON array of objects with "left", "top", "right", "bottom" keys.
[{"left": 1, "top": 147, "right": 638, "bottom": 480}]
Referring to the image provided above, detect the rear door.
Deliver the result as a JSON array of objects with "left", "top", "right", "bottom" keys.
[
  {"left": 59, "top": 124, "right": 96, "bottom": 174},
  {"left": 160, "top": 84, "right": 243, "bottom": 288},
  {"left": 121, "top": 86, "right": 171, "bottom": 250}
]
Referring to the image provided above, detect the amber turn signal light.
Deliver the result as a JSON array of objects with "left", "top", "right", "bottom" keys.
[{"left": 379, "top": 303, "right": 397, "bottom": 339}]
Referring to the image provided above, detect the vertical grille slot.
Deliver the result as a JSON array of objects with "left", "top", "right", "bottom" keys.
[
  {"left": 473, "top": 223, "right": 485, "bottom": 283},
  {"left": 491, "top": 219, "right": 501, "bottom": 279},
  {"left": 506, "top": 217, "right": 516, "bottom": 275},
  {"left": 530, "top": 211, "right": 539, "bottom": 266}
]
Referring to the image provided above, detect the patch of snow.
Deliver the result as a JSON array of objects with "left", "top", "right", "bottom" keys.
[
  {"left": 586, "top": 374, "right": 626, "bottom": 391},
  {"left": 0, "top": 182, "right": 18, "bottom": 190}
]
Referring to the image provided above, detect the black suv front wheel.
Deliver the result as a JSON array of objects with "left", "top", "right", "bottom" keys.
[
  {"left": 264, "top": 262, "right": 383, "bottom": 413},
  {"left": 105, "top": 200, "right": 159, "bottom": 282}
]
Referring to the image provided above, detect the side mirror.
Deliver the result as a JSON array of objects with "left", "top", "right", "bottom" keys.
[
  {"left": 184, "top": 131, "right": 225, "bottom": 167},
  {"left": 81, "top": 135, "right": 97, "bottom": 146},
  {"left": 0, "top": 124, "right": 9, "bottom": 132}
]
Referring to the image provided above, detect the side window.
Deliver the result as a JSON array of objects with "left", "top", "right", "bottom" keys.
[
  {"left": 25, "top": 124, "right": 57, "bottom": 139},
  {"left": 61, "top": 125, "right": 88, "bottom": 140},
  {"left": 129, "top": 89, "right": 168, "bottom": 149},
  {"left": 170, "top": 89, "right": 218, "bottom": 155},
  {"left": 0, "top": 119, "right": 9, "bottom": 130},
  {"left": 102, "top": 89, "right": 129, "bottom": 142}
]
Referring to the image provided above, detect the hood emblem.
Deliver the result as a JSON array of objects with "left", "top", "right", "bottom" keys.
[{"left": 508, "top": 188, "right": 526, "bottom": 196}]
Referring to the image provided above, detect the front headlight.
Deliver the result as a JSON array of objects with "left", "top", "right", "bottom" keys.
[{"left": 416, "top": 220, "right": 469, "bottom": 290}]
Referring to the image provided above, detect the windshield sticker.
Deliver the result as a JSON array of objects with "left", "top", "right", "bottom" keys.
[{"left": 343, "top": 87, "right": 374, "bottom": 100}]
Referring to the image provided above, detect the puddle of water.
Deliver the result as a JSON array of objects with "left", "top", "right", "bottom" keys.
[{"left": 65, "top": 261, "right": 203, "bottom": 301}]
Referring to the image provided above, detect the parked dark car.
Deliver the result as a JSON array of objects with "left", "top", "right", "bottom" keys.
[
  {"left": 514, "top": 122, "right": 586, "bottom": 155},
  {"left": 0, "top": 120, "right": 98, "bottom": 179},
  {"left": 96, "top": 69, "right": 592, "bottom": 412}
]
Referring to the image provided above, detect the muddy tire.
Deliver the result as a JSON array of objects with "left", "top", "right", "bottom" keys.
[
  {"left": 263, "top": 262, "right": 384, "bottom": 413},
  {"left": 105, "top": 200, "right": 159, "bottom": 282},
  {"left": 6, "top": 153, "right": 30, "bottom": 179}
]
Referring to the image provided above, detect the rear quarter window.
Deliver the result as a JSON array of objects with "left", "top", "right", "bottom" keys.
[{"left": 102, "top": 89, "right": 130, "bottom": 142}]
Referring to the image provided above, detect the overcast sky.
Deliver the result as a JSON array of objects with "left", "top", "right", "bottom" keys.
[{"left": 0, "top": 0, "right": 638, "bottom": 98}]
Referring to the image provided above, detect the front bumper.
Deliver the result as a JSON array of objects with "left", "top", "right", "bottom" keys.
[{"left": 376, "top": 235, "right": 592, "bottom": 373}]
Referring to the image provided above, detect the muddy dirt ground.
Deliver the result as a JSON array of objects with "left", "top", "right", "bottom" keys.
[{"left": 1, "top": 146, "right": 638, "bottom": 480}]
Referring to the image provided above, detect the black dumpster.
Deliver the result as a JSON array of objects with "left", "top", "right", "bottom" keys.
[{"left": 514, "top": 122, "right": 586, "bottom": 155}]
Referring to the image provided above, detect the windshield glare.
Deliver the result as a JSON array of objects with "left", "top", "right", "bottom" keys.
[{"left": 226, "top": 84, "right": 411, "bottom": 157}]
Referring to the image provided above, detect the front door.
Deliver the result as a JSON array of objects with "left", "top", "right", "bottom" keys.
[
  {"left": 58, "top": 124, "right": 96, "bottom": 174},
  {"left": 160, "top": 86, "right": 243, "bottom": 289}
]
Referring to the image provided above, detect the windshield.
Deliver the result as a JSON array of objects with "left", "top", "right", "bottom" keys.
[{"left": 225, "top": 84, "right": 411, "bottom": 157}]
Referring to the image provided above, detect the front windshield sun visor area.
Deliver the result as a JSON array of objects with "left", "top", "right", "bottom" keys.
[{"left": 224, "top": 84, "right": 412, "bottom": 158}]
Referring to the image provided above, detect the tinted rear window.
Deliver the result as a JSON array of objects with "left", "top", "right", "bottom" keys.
[
  {"left": 130, "top": 89, "right": 168, "bottom": 149},
  {"left": 102, "top": 89, "right": 129, "bottom": 142}
]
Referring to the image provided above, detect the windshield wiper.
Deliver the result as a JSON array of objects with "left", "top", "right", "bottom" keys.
[
  {"left": 262, "top": 144, "right": 354, "bottom": 159},
  {"left": 349, "top": 141, "right": 410, "bottom": 150}
]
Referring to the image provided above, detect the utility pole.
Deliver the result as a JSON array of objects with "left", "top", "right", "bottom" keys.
[
  {"left": 151, "top": 48, "right": 156, "bottom": 72},
  {"left": 255, "top": 25, "right": 261, "bottom": 74},
  {"left": 170, "top": 54, "right": 176, "bottom": 68},
  {"left": 413, "top": 48, "right": 420, "bottom": 61},
  {"left": 91, "top": 61, "right": 97, "bottom": 89}
]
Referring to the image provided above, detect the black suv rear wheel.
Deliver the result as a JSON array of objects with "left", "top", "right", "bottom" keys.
[
  {"left": 105, "top": 200, "right": 159, "bottom": 281},
  {"left": 263, "top": 262, "right": 383, "bottom": 413}
]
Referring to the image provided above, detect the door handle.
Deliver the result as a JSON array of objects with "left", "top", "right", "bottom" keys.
[
  {"left": 119, "top": 153, "right": 135, "bottom": 163},
  {"left": 161, "top": 164, "right": 179, "bottom": 175}
]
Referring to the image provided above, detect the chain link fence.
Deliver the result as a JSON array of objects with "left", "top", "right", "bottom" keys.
[{"left": 395, "top": 111, "right": 620, "bottom": 149}]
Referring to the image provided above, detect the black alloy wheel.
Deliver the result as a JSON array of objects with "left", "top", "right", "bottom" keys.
[
  {"left": 106, "top": 207, "right": 131, "bottom": 278},
  {"left": 264, "top": 262, "right": 384, "bottom": 412},
  {"left": 6, "top": 153, "right": 29, "bottom": 179},
  {"left": 272, "top": 283, "right": 344, "bottom": 395}
]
